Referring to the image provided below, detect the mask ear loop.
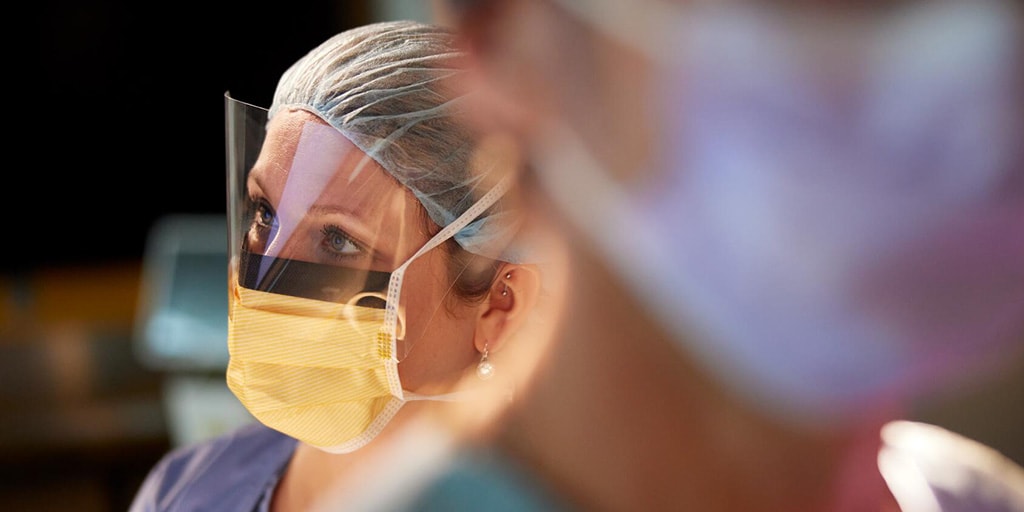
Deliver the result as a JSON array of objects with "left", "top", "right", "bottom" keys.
[
  {"left": 381, "top": 175, "right": 513, "bottom": 369},
  {"left": 344, "top": 291, "right": 406, "bottom": 340}
]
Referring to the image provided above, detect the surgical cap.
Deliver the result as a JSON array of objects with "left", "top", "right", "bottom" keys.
[{"left": 269, "top": 20, "right": 524, "bottom": 263}]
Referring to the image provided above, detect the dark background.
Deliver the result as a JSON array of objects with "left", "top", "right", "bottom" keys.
[
  {"left": 4, "top": 2, "right": 382, "bottom": 510},
  {"left": 15, "top": 0, "right": 375, "bottom": 273}
]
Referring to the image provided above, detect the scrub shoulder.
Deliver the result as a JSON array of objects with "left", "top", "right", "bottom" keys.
[{"left": 128, "top": 422, "right": 297, "bottom": 512}]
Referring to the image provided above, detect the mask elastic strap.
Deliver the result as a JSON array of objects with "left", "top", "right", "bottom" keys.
[{"left": 380, "top": 175, "right": 513, "bottom": 396}]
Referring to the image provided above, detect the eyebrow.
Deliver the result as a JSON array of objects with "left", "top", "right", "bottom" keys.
[
  {"left": 307, "top": 203, "right": 386, "bottom": 251},
  {"left": 249, "top": 171, "right": 397, "bottom": 259}
]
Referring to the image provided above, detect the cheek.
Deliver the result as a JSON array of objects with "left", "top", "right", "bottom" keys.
[
  {"left": 397, "top": 250, "right": 472, "bottom": 351},
  {"left": 400, "top": 256, "right": 442, "bottom": 331},
  {"left": 395, "top": 250, "right": 480, "bottom": 389}
]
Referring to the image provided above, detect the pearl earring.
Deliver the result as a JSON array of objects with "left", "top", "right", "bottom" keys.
[{"left": 477, "top": 344, "right": 495, "bottom": 380}]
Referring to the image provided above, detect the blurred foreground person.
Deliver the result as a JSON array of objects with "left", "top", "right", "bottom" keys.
[
  {"left": 129, "top": 20, "right": 559, "bottom": 511},
  {"left": 317, "top": 1, "right": 1024, "bottom": 511}
]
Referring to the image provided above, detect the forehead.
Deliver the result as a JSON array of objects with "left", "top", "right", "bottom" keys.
[{"left": 252, "top": 108, "right": 409, "bottom": 218}]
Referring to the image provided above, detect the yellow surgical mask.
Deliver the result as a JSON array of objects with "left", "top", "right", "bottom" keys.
[{"left": 227, "top": 284, "right": 404, "bottom": 453}]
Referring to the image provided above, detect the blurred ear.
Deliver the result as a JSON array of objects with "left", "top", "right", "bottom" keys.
[
  {"left": 449, "top": 0, "right": 655, "bottom": 183},
  {"left": 446, "top": 0, "right": 567, "bottom": 137},
  {"left": 474, "top": 263, "right": 541, "bottom": 355}
]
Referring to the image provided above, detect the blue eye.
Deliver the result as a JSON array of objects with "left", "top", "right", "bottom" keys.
[
  {"left": 253, "top": 200, "right": 275, "bottom": 229},
  {"left": 246, "top": 197, "right": 276, "bottom": 230},
  {"left": 244, "top": 198, "right": 278, "bottom": 254},
  {"left": 320, "top": 225, "right": 364, "bottom": 258}
]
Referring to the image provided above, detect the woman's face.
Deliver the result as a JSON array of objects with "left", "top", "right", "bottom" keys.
[{"left": 244, "top": 108, "right": 482, "bottom": 392}]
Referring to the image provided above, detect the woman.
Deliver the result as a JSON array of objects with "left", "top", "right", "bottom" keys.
[{"left": 130, "top": 20, "right": 553, "bottom": 512}]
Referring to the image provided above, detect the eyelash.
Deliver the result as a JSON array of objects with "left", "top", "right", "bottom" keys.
[
  {"left": 252, "top": 198, "right": 274, "bottom": 229},
  {"left": 245, "top": 194, "right": 366, "bottom": 261},
  {"left": 320, "top": 224, "right": 366, "bottom": 260}
]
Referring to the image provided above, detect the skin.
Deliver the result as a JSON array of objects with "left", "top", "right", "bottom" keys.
[
  {"left": 494, "top": 199, "right": 900, "bottom": 511},
  {"left": 242, "top": 108, "right": 542, "bottom": 511},
  {"left": 437, "top": 0, "right": 932, "bottom": 510}
]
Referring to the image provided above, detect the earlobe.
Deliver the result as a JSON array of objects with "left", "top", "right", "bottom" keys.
[{"left": 474, "top": 263, "right": 541, "bottom": 355}]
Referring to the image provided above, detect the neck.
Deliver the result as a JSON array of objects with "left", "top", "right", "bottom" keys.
[
  {"left": 270, "top": 400, "right": 436, "bottom": 512},
  {"left": 498, "top": 249, "right": 902, "bottom": 511}
]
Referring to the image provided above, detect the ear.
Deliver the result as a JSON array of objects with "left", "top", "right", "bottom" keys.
[
  {"left": 446, "top": 0, "right": 564, "bottom": 138},
  {"left": 474, "top": 263, "right": 541, "bottom": 355}
]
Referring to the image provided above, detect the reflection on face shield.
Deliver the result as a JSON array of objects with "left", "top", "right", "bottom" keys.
[
  {"left": 237, "top": 251, "right": 390, "bottom": 308},
  {"left": 229, "top": 99, "right": 420, "bottom": 309}
]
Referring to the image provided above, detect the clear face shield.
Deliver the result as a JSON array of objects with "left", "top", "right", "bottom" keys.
[
  {"left": 225, "top": 95, "right": 399, "bottom": 307},
  {"left": 225, "top": 92, "right": 512, "bottom": 360}
]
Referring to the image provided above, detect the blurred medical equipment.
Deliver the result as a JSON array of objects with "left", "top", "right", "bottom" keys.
[{"left": 134, "top": 214, "right": 254, "bottom": 447}]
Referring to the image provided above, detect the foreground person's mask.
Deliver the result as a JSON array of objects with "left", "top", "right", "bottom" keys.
[
  {"left": 534, "top": 0, "right": 1024, "bottom": 425},
  {"left": 224, "top": 96, "right": 509, "bottom": 452}
]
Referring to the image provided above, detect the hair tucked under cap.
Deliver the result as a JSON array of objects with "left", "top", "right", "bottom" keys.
[{"left": 269, "top": 20, "right": 524, "bottom": 262}]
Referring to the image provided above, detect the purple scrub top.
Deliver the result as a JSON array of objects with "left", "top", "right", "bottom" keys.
[{"left": 129, "top": 422, "right": 296, "bottom": 512}]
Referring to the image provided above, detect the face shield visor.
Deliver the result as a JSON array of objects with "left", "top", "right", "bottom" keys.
[
  {"left": 226, "top": 95, "right": 399, "bottom": 312},
  {"left": 226, "top": 91, "right": 514, "bottom": 354}
]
